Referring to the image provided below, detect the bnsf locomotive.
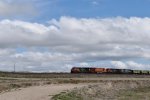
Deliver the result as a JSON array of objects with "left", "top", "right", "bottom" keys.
[{"left": 71, "top": 67, "right": 150, "bottom": 74}]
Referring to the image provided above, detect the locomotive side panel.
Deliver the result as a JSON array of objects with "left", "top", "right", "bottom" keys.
[
  {"left": 106, "top": 68, "right": 122, "bottom": 74},
  {"left": 106, "top": 68, "right": 113, "bottom": 73},
  {"left": 89, "top": 68, "right": 96, "bottom": 73},
  {"left": 133, "top": 70, "right": 141, "bottom": 74},
  {"left": 95, "top": 68, "right": 106, "bottom": 73},
  {"left": 79, "top": 68, "right": 90, "bottom": 73},
  {"left": 120, "top": 69, "right": 133, "bottom": 74},
  {"left": 71, "top": 67, "right": 80, "bottom": 73},
  {"left": 141, "top": 70, "right": 149, "bottom": 74}
]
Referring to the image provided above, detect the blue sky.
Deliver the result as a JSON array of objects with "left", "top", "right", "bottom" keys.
[
  {"left": 2, "top": 0, "right": 149, "bottom": 22},
  {"left": 0, "top": 0, "right": 150, "bottom": 72},
  {"left": 37, "top": 0, "right": 150, "bottom": 20},
  {"left": 2, "top": 0, "right": 150, "bottom": 22}
]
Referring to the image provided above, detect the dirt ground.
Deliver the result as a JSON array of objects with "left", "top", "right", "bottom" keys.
[
  {"left": 0, "top": 84, "right": 88, "bottom": 100},
  {"left": 0, "top": 73, "right": 150, "bottom": 100}
]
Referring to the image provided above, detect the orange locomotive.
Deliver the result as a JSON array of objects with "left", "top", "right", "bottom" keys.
[
  {"left": 71, "top": 67, "right": 135, "bottom": 74},
  {"left": 71, "top": 67, "right": 107, "bottom": 74}
]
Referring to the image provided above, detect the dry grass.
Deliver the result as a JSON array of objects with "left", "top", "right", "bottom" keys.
[
  {"left": 52, "top": 80, "right": 150, "bottom": 100},
  {"left": 1, "top": 71, "right": 150, "bottom": 78},
  {"left": 1, "top": 72, "right": 150, "bottom": 99},
  {"left": 117, "top": 87, "right": 150, "bottom": 100}
]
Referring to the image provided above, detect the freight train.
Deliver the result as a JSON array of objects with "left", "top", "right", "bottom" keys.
[{"left": 71, "top": 67, "right": 150, "bottom": 74}]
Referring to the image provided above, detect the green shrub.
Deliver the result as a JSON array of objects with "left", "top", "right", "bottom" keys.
[{"left": 52, "top": 91, "right": 83, "bottom": 100}]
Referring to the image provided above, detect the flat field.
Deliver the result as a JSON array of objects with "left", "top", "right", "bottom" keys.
[{"left": 0, "top": 72, "right": 150, "bottom": 100}]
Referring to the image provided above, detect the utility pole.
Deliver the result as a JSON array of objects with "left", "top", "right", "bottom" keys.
[{"left": 14, "top": 63, "right": 16, "bottom": 72}]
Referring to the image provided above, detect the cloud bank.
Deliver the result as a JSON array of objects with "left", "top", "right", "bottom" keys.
[{"left": 0, "top": 16, "right": 150, "bottom": 72}]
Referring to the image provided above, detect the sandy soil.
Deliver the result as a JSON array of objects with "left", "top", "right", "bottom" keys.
[{"left": 0, "top": 84, "right": 87, "bottom": 100}]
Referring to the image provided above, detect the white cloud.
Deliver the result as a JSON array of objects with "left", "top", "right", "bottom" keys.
[
  {"left": 0, "top": 16, "right": 150, "bottom": 71},
  {"left": 111, "top": 61, "right": 150, "bottom": 70},
  {"left": 92, "top": 1, "right": 99, "bottom": 5},
  {"left": 0, "top": 0, "right": 35, "bottom": 16},
  {"left": 111, "top": 61, "right": 128, "bottom": 69},
  {"left": 79, "top": 62, "right": 89, "bottom": 67}
]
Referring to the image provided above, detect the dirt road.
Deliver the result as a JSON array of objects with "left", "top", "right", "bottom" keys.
[{"left": 0, "top": 84, "right": 87, "bottom": 100}]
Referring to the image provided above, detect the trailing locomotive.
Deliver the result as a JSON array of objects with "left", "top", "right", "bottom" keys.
[{"left": 71, "top": 67, "right": 150, "bottom": 74}]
